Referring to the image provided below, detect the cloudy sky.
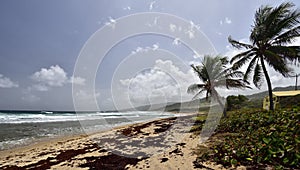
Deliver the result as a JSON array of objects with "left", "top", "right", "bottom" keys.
[{"left": 1, "top": 0, "right": 300, "bottom": 111}]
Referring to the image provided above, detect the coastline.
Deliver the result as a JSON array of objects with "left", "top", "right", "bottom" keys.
[{"left": 0, "top": 113, "right": 218, "bottom": 169}]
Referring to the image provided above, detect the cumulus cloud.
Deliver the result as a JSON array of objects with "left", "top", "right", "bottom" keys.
[
  {"left": 0, "top": 74, "right": 18, "bottom": 88},
  {"left": 31, "top": 65, "right": 68, "bottom": 87},
  {"left": 119, "top": 59, "right": 198, "bottom": 106},
  {"left": 31, "top": 65, "right": 85, "bottom": 91}
]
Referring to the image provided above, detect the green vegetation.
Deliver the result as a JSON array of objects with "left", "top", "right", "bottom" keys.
[
  {"left": 229, "top": 2, "right": 300, "bottom": 111},
  {"left": 190, "top": 114, "right": 207, "bottom": 133},
  {"left": 193, "top": 107, "right": 300, "bottom": 169},
  {"left": 226, "top": 95, "right": 249, "bottom": 111},
  {"left": 188, "top": 2, "right": 300, "bottom": 169},
  {"left": 276, "top": 94, "right": 300, "bottom": 109}
]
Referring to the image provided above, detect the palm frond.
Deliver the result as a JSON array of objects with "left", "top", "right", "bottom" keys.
[
  {"left": 251, "top": 5, "right": 273, "bottom": 43},
  {"left": 192, "top": 88, "right": 206, "bottom": 100},
  {"left": 244, "top": 56, "right": 258, "bottom": 81},
  {"left": 250, "top": 2, "right": 300, "bottom": 45},
  {"left": 264, "top": 49, "right": 291, "bottom": 77},
  {"left": 273, "top": 25, "right": 300, "bottom": 45},
  {"left": 191, "top": 64, "right": 208, "bottom": 82},
  {"left": 225, "top": 79, "right": 251, "bottom": 89},
  {"left": 253, "top": 62, "right": 263, "bottom": 88},
  {"left": 264, "top": 2, "right": 298, "bottom": 39},
  {"left": 228, "top": 36, "right": 253, "bottom": 49},
  {"left": 272, "top": 5, "right": 300, "bottom": 36},
  {"left": 231, "top": 51, "right": 256, "bottom": 70},
  {"left": 187, "top": 84, "right": 205, "bottom": 94},
  {"left": 226, "top": 70, "right": 245, "bottom": 79},
  {"left": 230, "top": 49, "right": 255, "bottom": 64},
  {"left": 267, "top": 45, "right": 300, "bottom": 62}
]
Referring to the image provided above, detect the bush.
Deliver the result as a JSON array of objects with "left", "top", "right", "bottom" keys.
[
  {"left": 196, "top": 107, "right": 300, "bottom": 169},
  {"left": 226, "top": 95, "right": 249, "bottom": 111}
]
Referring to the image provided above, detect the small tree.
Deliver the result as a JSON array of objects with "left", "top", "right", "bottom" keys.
[{"left": 187, "top": 55, "right": 250, "bottom": 117}]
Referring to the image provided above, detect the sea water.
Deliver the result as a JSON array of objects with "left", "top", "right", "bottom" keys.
[{"left": 0, "top": 110, "right": 175, "bottom": 150}]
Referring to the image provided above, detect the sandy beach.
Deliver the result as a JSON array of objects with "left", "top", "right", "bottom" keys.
[{"left": 0, "top": 114, "right": 225, "bottom": 170}]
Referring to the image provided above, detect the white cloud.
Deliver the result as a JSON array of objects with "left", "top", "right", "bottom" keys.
[
  {"left": 105, "top": 17, "right": 117, "bottom": 29},
  {"left": 131, "top": 44, "right": 159, "bottom": 54},
  {"left": 291, "top": 37, "right": 300, "bottom": 46},
  {"left": 225, "top": 17, "right": 232, "bottom": 24},
  {"left": 172, "top": 38, "right": 181, "bottom": 45},
  {"left": 149, "top": 1, "right": 156, "bottom": 11},
  {"left": 69, "top": 76, "right": 86, "bottom": 85},
  {"left": 152, "top": 43, "right": 159, "bottom": 50},
  {"left": 185, "top": 21, "right": 200, "bottom": 39},
  {"left": 31, "top": 65, "right": 68, "bottom": 87},
  {"left": 31, "top": 65, "right": 85, "bottom": 91},
  {"left": 0, "top": 74, "right": 18, "bottom": 88},
  {"left": 220, "top": 17, "right": 232, "bottom": 25},
  {"left": 119, "top": 59, "right": 198, "bottom": 105},
  {"left": 169, "top": 24, "right": 176, "bottom": 32}
]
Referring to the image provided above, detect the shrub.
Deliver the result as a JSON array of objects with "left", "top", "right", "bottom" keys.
[{"left": 196, "top": 107, "right": 300, "bottom": 169}]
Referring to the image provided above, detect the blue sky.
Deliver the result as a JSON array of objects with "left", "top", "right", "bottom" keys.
[{"left": 0, "top": 0, "right": 299, "bottom": 111}]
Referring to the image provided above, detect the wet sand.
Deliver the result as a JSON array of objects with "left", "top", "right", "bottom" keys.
[{"left": 0, "top": 113, "right": 224, "bottom": 170}]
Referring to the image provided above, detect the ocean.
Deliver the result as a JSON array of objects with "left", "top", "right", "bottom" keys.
[{"left": 0, "top": 110, "right": 176, "bottom": 150}]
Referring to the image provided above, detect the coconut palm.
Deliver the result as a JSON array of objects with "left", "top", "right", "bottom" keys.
[
  {"left": 187, "top": 55, "right": 250, "bottom": 117},
  {"left": 229, "top": 2, "right": 300, "bottom": 110}
]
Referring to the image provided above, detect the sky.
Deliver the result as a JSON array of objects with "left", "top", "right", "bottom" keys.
[{"left": 0, "top": 0, "right": 300, "bottom": 111}]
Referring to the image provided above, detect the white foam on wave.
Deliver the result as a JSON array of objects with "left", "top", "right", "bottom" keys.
[
  {"left": 0, "top": 137, "right": 35, "bottom": 150},
  {"left": 0, "top": 111, "right": 174, "bottom": 124}
]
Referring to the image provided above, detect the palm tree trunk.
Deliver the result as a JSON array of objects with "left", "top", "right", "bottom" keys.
[
  {"left": 260, "top": 57, "right": 274, "bottom": 111},
  {"left": 211, "top": 89, "right": 226, "bottom": 117}
]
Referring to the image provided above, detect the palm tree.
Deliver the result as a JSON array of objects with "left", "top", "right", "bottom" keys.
[
  {"left": 187, "top": 55, "right": 250, "bottom": 117},
  {"left": 228, "top": 2, "right": 300, "bottom": 111}
]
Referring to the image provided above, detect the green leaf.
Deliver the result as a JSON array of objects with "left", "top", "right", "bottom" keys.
[
  {"left": 283, "top": 157, "right": 289, "bottom": 164},
  {"left": 263, "top": 137, "right": 271, "bottom": 144},
  {"left": 230, "top": 158, "right": 238, "bottom": 165}
]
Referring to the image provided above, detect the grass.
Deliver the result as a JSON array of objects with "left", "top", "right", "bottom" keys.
[{"left": 191, "top": 106, "right": 300, "bottom": 169}]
